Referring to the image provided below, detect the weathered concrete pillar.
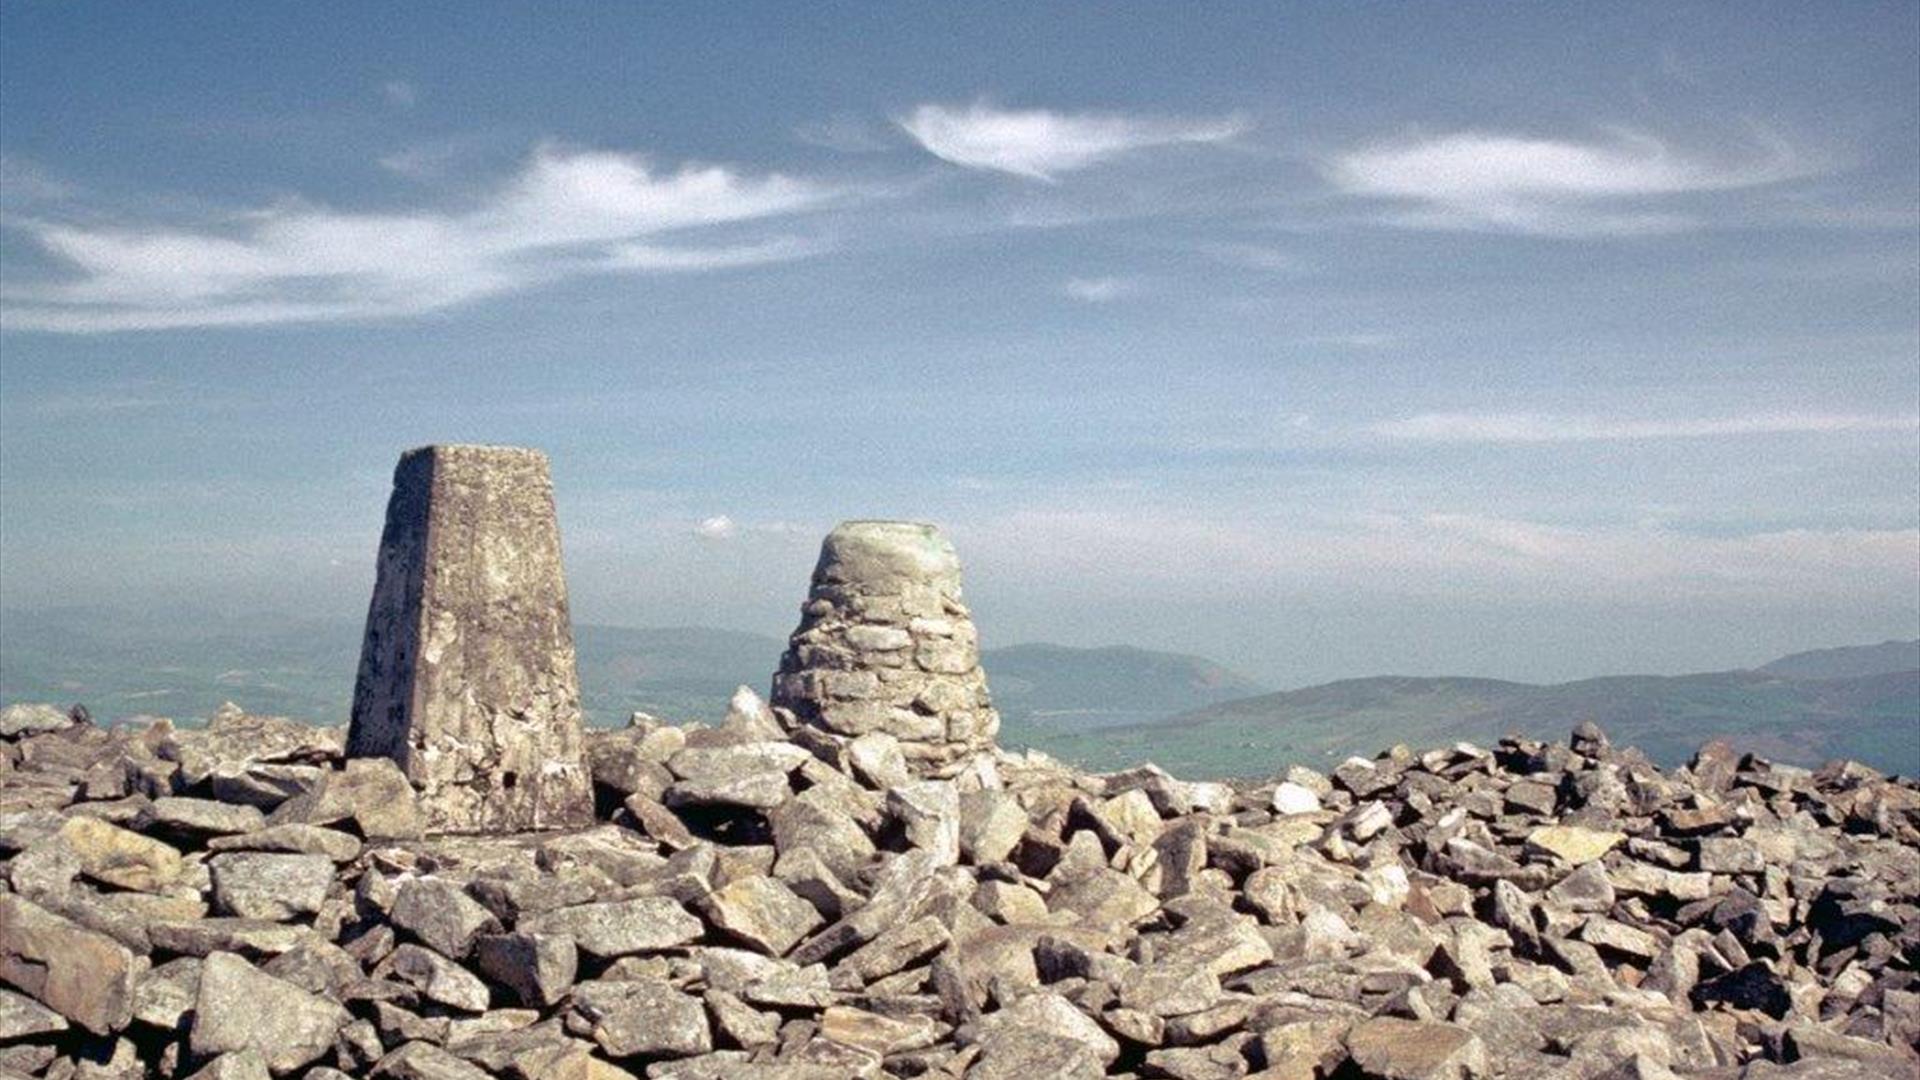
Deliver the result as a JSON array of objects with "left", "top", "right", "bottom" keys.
[
  {"left": 347, "top": 445, "right": 594, "bottom": 833},
  {"left": 772, "top": 521, "right": 999, "bottom": 775}
]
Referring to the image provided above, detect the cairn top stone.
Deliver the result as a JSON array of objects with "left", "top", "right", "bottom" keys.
[
  {"left": 816, "top": 520, "right": 962, "bottom": 593},
  {"left": 346, "top": 443, "right": 593, "bottom": 834}
]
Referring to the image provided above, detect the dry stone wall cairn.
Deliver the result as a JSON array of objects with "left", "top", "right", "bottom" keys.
[
  {"left": 346, "top": 444, "right": 594, "bottom": 834},
  {"left": 772, "top": 521, "right": 1000, "bottom": 776}
]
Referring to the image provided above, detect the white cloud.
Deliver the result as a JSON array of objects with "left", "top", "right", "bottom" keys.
[
  {"left": 793, "top": 112, "right": 894, "bottom": 154},
  {"left": 693, "top": 515, "right": 738, "bottom": 540},
  {"left": 899, "top": 102, "right": 1246, "bottom": 182},
  {"left": 1, "top": 146, "right": 839, "bottom": 333},
  {"left": 1061, "top": 276, "right": 1135, "bottom": 303},
  {"left": 1327, "top": 129, "right": 1816, "bottom": 235},
  {"left": 381, "top": 80, "right": 418, "bottom": 109},
  {"left": 962, "top": 505, "right": 1918, "bottom": 605},
  {"left": 1370, "top": 411, "right": 1919, "bottom": 444}
]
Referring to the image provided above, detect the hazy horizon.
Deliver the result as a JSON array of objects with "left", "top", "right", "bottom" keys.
[
  {"left": 4, "top": 4, "right": 1917, "bottom": 688},
  {"left": 1, "top": 597, "right": 1911, "bottom": 693}
]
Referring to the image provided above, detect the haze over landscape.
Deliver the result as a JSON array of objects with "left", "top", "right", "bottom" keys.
[{"left": 2, "top": 4, "right": 1917, "bottom": 751}]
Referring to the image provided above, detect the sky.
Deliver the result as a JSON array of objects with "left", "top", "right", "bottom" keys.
[{"left": 1, "top": 3, "right": 1916, "bottom": 687}]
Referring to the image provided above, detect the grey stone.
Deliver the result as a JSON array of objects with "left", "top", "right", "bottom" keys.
[
  {"left": 346, "top": 444, "right": 594, "bottom": 834},
  {"left": 0, "top": 703, "right": 76, "bottom": 739},
  {"left": 53, "top": 815, "right": 184, "bottom": 893},
  {"left": 473, "top": 932, "right": 576, "bottom": 1007},
  {"left": 889, "top": 779, "right": 961, "bottom": 864},
  {"left": 570, "top": 977, "right": 711, "bottom": 1058},
  {"left": 1047, "top": 867, "right": 1160, "bottom": 930},
  {"left": 771, "top": 788, "right": 877, "bottom": 882},
  {"left": 519, "top": 896, "right": 703, "bottom": 958},
  {"left": 966, "top": 1024, "right": 1105, "bottom": 1079},
  {"left": 0, "top": 986, "right": 67, "bottom": 1039},
  {"left": 389, "top": 877, "right": 499, "bottom": 958},
  {"left": 700, "top": 876, "right": 824, "bottom": 956},
  {"left": 185, "top": 1050, "right": 272, "bottom": 1080},
  {"left": 189, "top": 951, "right": 349, "bottom": 1074},
  {"left": 267, "top": 757, "right": 423, "bottom": 839},
  {"left": 376, "top": 943, "right": 491, "bottom": 1012},
  {"left": 0, "top": 893, "right": 135, "bottom": 1035},
  {"left": 209, "top": 763, "right": 322, "bottom": 810},
  {"left": 205, "top": 822, "right": 362, "bottom": 862},
  {"left": 972, "top": 992, "right": 1118, "bottom": 1064},
  {"left": 667, "top": 741, "right": 812, "bottom": 782},
  {"left": 150, "top": 796, "right": 266, "bottom": 837},
  {"left": 664, "top": 769, "right": 792, "bottom": 810},
  {"left": 369, "top": 1041, "right": 493, "bottom": 1080},
  {"left": 158, "top": 705, "right": 342, "bottom": 788},
  {"left": 147, "top": 917, "right": 307, "bottom": 957},
  {"left": 958, "top": 790, "right": 1026, "bottom": 865},
  {"left": 209, "top": 852, "right": 334, "bottom": 920},
  {"left": 1272, "top": 781, "right": 1323, "bottom": 815},
  {"left": 1346, "top": 1016, "right": 1488, "bottom": 1080}
]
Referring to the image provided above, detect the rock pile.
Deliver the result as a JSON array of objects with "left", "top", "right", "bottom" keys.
[
  {"left": 771, "top": 522, "right": 1000, "bottom": 778},
  {"left": 2, "top": 695, "right": 1915, "bottom": 1079}
]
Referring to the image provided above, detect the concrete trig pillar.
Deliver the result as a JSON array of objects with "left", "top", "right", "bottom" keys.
[{"left": 347, "top": 444, "right": 594, "bottom": 833}]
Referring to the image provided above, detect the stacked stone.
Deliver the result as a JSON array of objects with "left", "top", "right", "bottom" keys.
[
  {"left": 3, "top": 695, "right": 1917, "bottom": 1079},
  {"left": 772, "top": 521, "right": 1000, "bottom": 777},
  {"left": 347, "top": 444, "right": 594, "bottom": 834}
]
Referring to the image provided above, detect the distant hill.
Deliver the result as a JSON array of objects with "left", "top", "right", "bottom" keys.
[
  {"left": 0, "top": 610, "right": 1263, "bottom": 736},
  {"left": 1036, "top": 664, "right": 1919, "bottom": 779},
  {"left": 574, "top": 625, "right": 783, "bottom": 721},
  {"left": 1758, "top": 640, "right": 1920, "bottom": 680},
  {"left": 984, "top": 642, "right": 1268, "bottom": 743},
  {"left": 4, "top": 610, "right": 1912, "bottom": 778}
]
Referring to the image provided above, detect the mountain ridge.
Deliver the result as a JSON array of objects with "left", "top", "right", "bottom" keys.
[{"left": 1, "top": 608, "right": 1911, "bottom": 777}]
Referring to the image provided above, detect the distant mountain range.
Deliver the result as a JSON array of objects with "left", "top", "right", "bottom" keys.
[
  {"left": 1, "top": 608, "right": 1912, "bottom": 778},
  {"left": 1037, "top": 642, "right": 1919, "bottom": 779},
  {"left": 0, "top": 609, "right": 1266, "bottom": 737},
  {"left": 1757, "top": 639, "right": 1920, "bottom": 680}
]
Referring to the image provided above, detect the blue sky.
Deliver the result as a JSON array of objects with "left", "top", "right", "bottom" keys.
[{"left": 2, "top": 3, "right": 1916, "bottom": 685}]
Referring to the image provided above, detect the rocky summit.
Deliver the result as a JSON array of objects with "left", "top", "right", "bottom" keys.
[
  {"left": 0, "top": 698, "right": 1915, "bottom": 1079},
  {"left": 0, "top": 478, "right": 1914, "bottom": 1079}
]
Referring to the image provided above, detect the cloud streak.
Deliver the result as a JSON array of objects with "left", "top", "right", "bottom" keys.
[
  {"left": 1327, "top": 129, "right": 1817, "bottom": 235},
  {"left": 1061, "top": 276, "right": 1136, "bottom": 303},
  {"left": 1369, "top": 411, "right": 1919, "bottom": 444},
  {"left": 963, "top": 506, "right": 1918, "bottom": 605},
  {"left": 2, "top": 147, "right": 839, "bottom": 332},
  {"left": 899, "top": 102, "right": 1245, "bottom": 182}
]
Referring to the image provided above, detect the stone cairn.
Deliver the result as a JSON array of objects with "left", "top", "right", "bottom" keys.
[
  {"left": 2, "top": 480, "right": 1918, "bottom": 1078},
  {"left": 771, "top": 521, "right": 1000, "bottom": 778},
  {"left": 347, "top": 444, "right": 594, "bottom": 834}
]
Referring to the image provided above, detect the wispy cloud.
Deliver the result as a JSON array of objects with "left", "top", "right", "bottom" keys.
[
  {"left": 1061, "top": 276, "right": 1136, "bottom": 303},
  {"left": 1327, "top": 128, "right": 1818, "bottom": 235},
  {"left": 964, "top": 505, "right": 1918, "bottom": 604},
  {"left": 693, "top": 515, "right": 737, "bottom": 541},
  {"left": 1369, "top": 411, "right": 1919, "bottom": 444},
  {"left": 380, "top": 80, "right": 418, "bottom": 109},
  {"left": 2, "top": 146, "right": 840, "bottom": 333},
  {"left": 793, "top": 112, "right": 894, "bottom": 155},
  {"left": 899, "top": 102, "right": 1246, "bottom": 182}
]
